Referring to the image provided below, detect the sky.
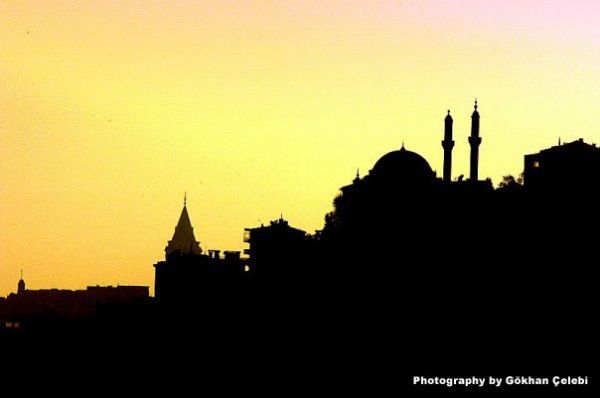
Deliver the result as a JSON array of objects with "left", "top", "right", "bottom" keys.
[{"left": 2, "top": 0, "right": 600, "bottom": 296}]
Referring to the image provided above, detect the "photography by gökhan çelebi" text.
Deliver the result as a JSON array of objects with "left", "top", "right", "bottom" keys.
[{"left": 413, "top": 376, "right": 588, "bottom": 388}]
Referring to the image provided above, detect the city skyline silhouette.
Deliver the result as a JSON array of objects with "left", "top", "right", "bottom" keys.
[
  {"left": 2, "top": 102, "right": 592, "bottom": 297},
  {"left": 1, "top": 103, "right": 596, "bottom": 394},
  {"left": 0, "top": 2, "right": 598, "bottom": 392},
  {"left": 4, "top": 1, "right": 600, "bottom": 296}
]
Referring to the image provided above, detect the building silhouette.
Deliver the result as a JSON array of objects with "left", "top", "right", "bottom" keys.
[
  {"left": 524, "top": 137, "right": 600, "bottom": 192},
  {"left": 320, "top": 100, "right": 493, "bottom": 261},
  {"left": 17, "top": 270, "right": 25, "bottom": 295},
  {"left": 0, "top": 274, "right": 148, "bottom": 332},
  {"left": 295, "top": 103, "right": 590, "bottom": 380},
  {"left": 153, "top": 196, "right": 245, "bottom": 304},
  {"left": 244, "top": 217, "right": 313, "bottom": 287}
]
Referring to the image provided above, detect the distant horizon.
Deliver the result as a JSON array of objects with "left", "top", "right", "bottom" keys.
[{"left": 3, "top": 0, "right": 600, "bottom": 296}]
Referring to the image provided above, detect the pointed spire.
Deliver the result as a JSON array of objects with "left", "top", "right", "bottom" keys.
[
  {"left": 165, "top": 199, "right": 202, "bottom": 258},
  {"left": 445, "top": 109, "right": 453, "bottom": 122},
  {"left": 401, "top": 140, "right": 405, "bottom": 151},
  {"left": 469, "top": 97, "right": 482, "bottom": 181},
  {"left": 356, "top": 168, "right": 360, "bottom": 179},
  {"left": 17, "top": 270, "right": 26, "bottom": 294},
  {"left": 184, "top": 191, "right": 187, "bottom": 207}
]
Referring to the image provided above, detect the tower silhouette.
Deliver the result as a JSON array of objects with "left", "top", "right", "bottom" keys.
[
  {"left": 17, "top": 269, "right": 25, "bottom": 294},
  {"left": 468, "top": 99, "right": 481, "bottom": 181},
  {"left": 164, "top": 193, "right": 202, "bottom": 258},
  {"left": 441, "top": 110, "right": 454, "bottom": 182}
]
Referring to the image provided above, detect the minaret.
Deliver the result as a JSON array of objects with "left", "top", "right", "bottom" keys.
[
  {"left": 441, "top": 110, "right": 454, "bottom": 182},
  {"left": 468, "top": 99, "right": 481, "bottom": 181},
  {"left": 17, "top": 270, "right": 25, "bottom": 294}
]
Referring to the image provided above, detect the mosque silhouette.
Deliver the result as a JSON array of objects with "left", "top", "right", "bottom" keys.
[{"left": 1, "top": 101, "right": 596, "bottom": 390}]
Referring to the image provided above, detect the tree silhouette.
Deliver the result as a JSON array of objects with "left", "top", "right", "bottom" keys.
[{"left": 497, "top": 174, "right": 523, "bottom": 192}]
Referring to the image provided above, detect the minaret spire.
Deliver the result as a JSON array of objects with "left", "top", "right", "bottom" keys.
[
  {"left": 184, "top": 191, "right": 187, "bottom": 207},
  {"left": 468, "top": 99, "right": 482, "bottom": 181},
  {"left": 442, "top": 109, "right": 454, "bottom": 182}
]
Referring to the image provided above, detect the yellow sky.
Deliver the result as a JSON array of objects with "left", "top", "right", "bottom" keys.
[{"left": 2, "top": 1, "right": 600, "bottom": 295}]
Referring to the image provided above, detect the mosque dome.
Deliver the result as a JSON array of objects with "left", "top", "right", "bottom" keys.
[{"left": 370, "top": 146, "right": 435, "bottom": 183}]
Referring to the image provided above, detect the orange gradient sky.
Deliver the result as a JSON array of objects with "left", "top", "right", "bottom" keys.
[{"left": 2, "top": 1, "right": 600, "bottom": 295}]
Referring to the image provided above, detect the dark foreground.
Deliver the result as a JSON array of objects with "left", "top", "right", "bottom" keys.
[
  {"left": 1, "top": 195, "right": 598, "bottom": 395},
  {"left": 0, "top": 274, "right": 595, "bottom": 395}
]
